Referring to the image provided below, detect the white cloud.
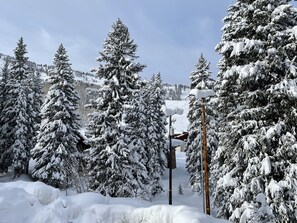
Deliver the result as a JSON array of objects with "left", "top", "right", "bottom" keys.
[
  {"left": 0, "top": 19, "right": 22, "bottom": 55},
  {"left": 39, "top": 28, "right": 57, "bottom": 53},
  {"left": 0, "top": 0, "right": 232, "bottom": 84}
]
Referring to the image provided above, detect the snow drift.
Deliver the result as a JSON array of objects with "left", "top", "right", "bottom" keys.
[{"left": 0, "top": 179, "right": 228, "bottom": 223}]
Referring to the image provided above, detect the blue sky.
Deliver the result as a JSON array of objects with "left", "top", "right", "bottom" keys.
[{"left": 2, "top": 0, "right": 293, "bottom": 85}]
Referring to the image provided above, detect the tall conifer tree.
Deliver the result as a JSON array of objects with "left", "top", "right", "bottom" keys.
[
  {"left": 0, "top": 59, "right": 9, "bottom": 115},
  {"left": 86, "top": 19, "right": 145, "bottom": 197},
  {"left": 150, "top": 73, "right": 167, "bottom": 176},
  {"left": 29, "top": 69, "right": 43, "bottom": 146},
  {"left": 214, "top": 1, "right": 297, "bottom": 222},
  {"left": 0, "top": 38, "right": 32, "bottom": 176},
  {"left": 0, "top": 59, "right": 12, "bottom": 173},
  {"left": 32, "top": 44, "right": 80, "bottom": 188},
  {"left": 186, "top": 54, "right": 218, "bottom": 192},
  {"left": 142, "top": 74, "right": 167, "bottom": 196},
  {"left": 121, "top": 85, "right": 150, "bottom": 198}
]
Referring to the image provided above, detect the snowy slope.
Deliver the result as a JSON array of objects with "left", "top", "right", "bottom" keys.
[
  {"left": 0, "top": 152, "right": 229, "bottom": 223},
  {"left": 0, "top": 53, "right": 103, "bottom": 86}
]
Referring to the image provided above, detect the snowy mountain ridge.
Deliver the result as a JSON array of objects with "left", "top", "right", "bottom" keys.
[
  {"left": 0, "top": 53, "right": 102, "bottom": 86},
  {"left": 0, "top": 52, "right": 189, "bottom": 90},
  {"left": 0, "top": 52, "right": 190, "bottom": 131}
]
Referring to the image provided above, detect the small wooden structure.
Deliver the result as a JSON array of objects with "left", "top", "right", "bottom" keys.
[{"left": 172, "top": 132, "right": 189, "bottom": 141}]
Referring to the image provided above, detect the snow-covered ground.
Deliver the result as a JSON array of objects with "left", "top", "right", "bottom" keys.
[{"left": 0, "top": 152, "right": 229, "bottom": 223}]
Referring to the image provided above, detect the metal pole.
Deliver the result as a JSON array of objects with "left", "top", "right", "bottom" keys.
[
  {"left": 201, "top": 97, "right": 210, "bottom": 215},
  {"left": 169, "top": 115, "right": 172, "bottom": 205}
]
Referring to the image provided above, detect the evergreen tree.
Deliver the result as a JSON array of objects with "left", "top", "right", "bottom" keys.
[
  {"left": 30, "top": 69, "right": 43, "bottom": 146},
  {"left": 86, "top": 19, "right": 145, "bottom": 197},
  {"left": 0, "top": 38, "right": 33, "bottom": 176},
  {"left": 185, "top": 54, "right": 218, "bottom": 192},
  {"left": 150, "top": 74, "right": 167, "bottom": 176},
  {"left": 214, "top": 1, "right": 297, "bottom": 222},
  {"left": 141, "top": 74, "right": 167, "bottom": 197},
  {"left": 31, "top": 44, "right": 80, "bottom": 189},
  {"left": 121, "top": 86, "right": 150, "bottom": 198},
  {"left": 0, "top": 59, "right": 9, "bottom": 115},
  {"left": 0, "top": 59, "right": 12, "bottom": 173}
]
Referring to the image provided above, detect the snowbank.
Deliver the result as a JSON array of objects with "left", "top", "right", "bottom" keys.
[
  {"left": 0, "top": 153, "right": 229, "bottom": 223},
  {"left": 0, "top": 180, "right": 228, "bottom": 223}
]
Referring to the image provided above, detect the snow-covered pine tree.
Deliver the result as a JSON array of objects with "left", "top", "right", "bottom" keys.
[
  {"left": 24, "top": 69, "right": 41, "bottom": 168},
  {"left": 86, "top": 19, "right": 145, "bottom": 197},
  {"left": 214, "top": 1, "right": 297, "bottom": 222},
  {"left": 31, "top": 44, "right": 80, "bottom": 189},
  {"left": 0, "top": 38, "right": 33, "bottom": 176},
  {"left": 141, "top": 74, "right": 167, "bottom": 197},
  {"left": 150, "top": 73, "right": 167, "bottom": 176},
  {"left": 29, "top": 69, "right": 43, "bottom": 146},
  {"left": 140, "top": 83, "right": 162, "bottom": 197},
  {"left": 0, "top": 59, "right": 9, "bottom": 115},
  {"left": 185, "top": 54, "right": 218, "bottom": 192},
  {"left": 0, "top": 59, "right": 12, "bottom": 173},
  {"left": 120, "top": 84, "right": 150, "bottom": 198},
  {"left": 208, "top": 80, "right": 222, "bottom": 194}
]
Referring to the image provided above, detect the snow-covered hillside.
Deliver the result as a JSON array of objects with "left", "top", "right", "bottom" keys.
[
  {"left": 0, "top": 52, "right": 190, "bottom": 128},
  {"left": 0, "top": 53, "right": 104, "bottom": 126},
  {"left": 0, "top": 53, "right": 103, "bottom": 86},
  {"left": 0, "top": 152, "right": 229, "bottom": 223}
]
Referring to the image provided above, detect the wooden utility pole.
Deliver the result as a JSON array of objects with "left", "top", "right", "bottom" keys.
[
  {"left": 169, "top": 115, "right": 173, "bottom": 205},
  {"left": 201, "top": 97, "right": 210, "bottom": 215},
  {"left": 201, "top": 142, "right": 205, "bottom": 213}
]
